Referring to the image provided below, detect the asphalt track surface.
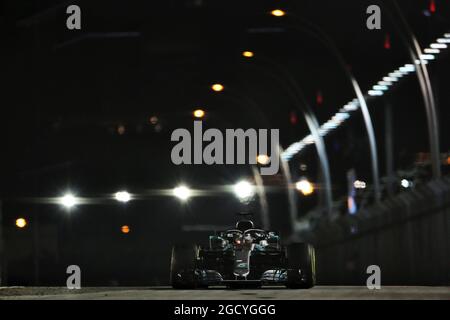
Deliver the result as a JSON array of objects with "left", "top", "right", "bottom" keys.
[{"left": 0, "top": 286, "right": 449, "bottom": 300}]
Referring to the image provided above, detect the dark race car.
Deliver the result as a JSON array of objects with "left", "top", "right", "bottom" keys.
[{"left": 170, "top": 214, "right": 316, "bottom": 289}]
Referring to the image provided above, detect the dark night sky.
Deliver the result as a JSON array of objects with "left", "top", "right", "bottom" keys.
[{"left": 0, "top": 0, "right": 449, "bottom": 285}]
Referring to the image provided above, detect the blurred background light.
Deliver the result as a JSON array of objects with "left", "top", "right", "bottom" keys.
[
  {"left": 271, "top": 9, "right": 285, "bottom": 17},
  {"left": 121, "top": 225, "right": 130, "bottom": 234},
  {"left": 211, "top": 83, "right": 224, "bottom": 92},
  {"left": 354, "top": 180, "right": 367, "bottom": 189},
  {"left": 296, "top": 178, "right": 314, "bottom": 196},
  {"left": 15, "top": 218, "right": 27, "bottom": 228},
  {"left": 115, "top": 191, "right": 131, "bottom": 203},
  {"left": 193, "top": 109, "right": 205, "bottom": 118},
  {"left": 401, "top": 179, "right": 412, "bottom": 188},
  {"left": 233, "top": 180, "right": 255, "bottom": 200},
  {"left": 173, "top": 185, "right": 192, "bottom": 201},
  {"left": 60, "top": 193, "right": 77, "bottom": 208},
  {"left": 256, "top": 154, "right": 270, "bottom": 165}
]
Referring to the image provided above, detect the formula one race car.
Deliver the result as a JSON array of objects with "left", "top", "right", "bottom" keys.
[{"left": 170, "top": 214, "right": 316, "bottom": 289}]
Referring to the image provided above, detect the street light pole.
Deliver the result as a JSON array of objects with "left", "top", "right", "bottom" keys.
[
  {"left": 385, "top": 102, "right": 395, "bottom": 196},
  {"left": 289, "top": 20, "right": 381, "bottom": 203},
  {"left": 385, "top": 1, "right": 441, "bottom": 179}
]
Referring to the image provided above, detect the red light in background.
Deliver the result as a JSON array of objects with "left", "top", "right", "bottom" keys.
[
  {"left": 384, "top": 34, "right": 391, "bottom": 50},
  {"left": 316, "top": 91, "right": 323, "bottom": 105},
  {"left": 289, "top": 111, "right": 298, "bottom": 125},
  {"left": 429, "top": 0, "right": 436, "bottom": 13}
]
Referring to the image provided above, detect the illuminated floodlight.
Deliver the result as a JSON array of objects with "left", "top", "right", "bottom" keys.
[
  {"left": 295, "top": 179, "right": 314, "bottom": 196},
  {"left": 318, "top": 127, "right": 329, "bottom": 136},
  {"left": 303, "top": 134, "right": 315, "bottom": 144},
  {"left": 282, "top": 142, "right": 306, "bottom": 160},
  {"left": 395, "top": 71, "right": 407, "bottom": 77},
  {"left": 430, "top": 43, "right": 447, "bottom": 49},
  {"left": 389, "top": 72, "right": 403, "bottom": 78},
  {"left": 437, "top": 38, "right": 450, "bottom": 44},
  {"left": 368, "top": 90, "right": 383, "bottom": 96},
  {"left": 354, "top": 180, "right": 367, "bottom": 189},
  {"left": 286, "top": 142, "right": 303, "bottom": 153},
  {"left": 343, "top": 105, "right": 358, "bottom": 112},
  {"left": 329, "top": 119, "right": 343, "bottom": 127},
  {"left": 383, "top": 77, "right": 398, "bottom": 82},
  {"left": 16, "top": 218, "right": 27, "bottom": 228},
  {"left": 424, "top": 48, "right": 440, "bottom": 54},
  {"left": 323, "top": 121, "right": 338, "bottom": 129},
  {"left": 378, "top": 81, "right": 392, "bottom": 86},
  {"left": 415, "top": 59, "right": 429, "bottom": 65},
  {"left": 242, "top": 51, "right": 254, "bottom": 58},
  {"left": 420, "top": 54, "right": 435, "bottom": 60},
  {"left": 233, "top": 181, "right": 255, "bottom": 201},
  {"left": 399, "top": 64, "right": 415, "bottom": 73},
  {"left": 271, "top": 9, "right": 286, "bottom": 17},
  {"left": 256, "top": 154, "right": 270, "bottom": 165},
  {"left": 193, "top": 109, "right": 205, "bottom": 118},
  {"left": 401, "top": 179, "right": 412, "bottom": 188},
  {"left": 332, "top": 112, "right": 350, "bottom": 122},
  {"left": 211, "top": 83, "right": 224, "bottom": 92},
  {"left": 115, "top": 191, "right": 131, "bottom": 203},
  {"left": 343, "top": 100, "right": 359, "bottom": 111},
  {"left": 373, "top": 85, "right": 388, "bottom": 91},
  {"left": 60, "top": 193, "right": 77, "bottom": 209},
  {"left": 286, "top": 142, "right": 305, "bottom": 153},
  {"left": 173, "top": 186, "right": 192, "bottom": 201}
]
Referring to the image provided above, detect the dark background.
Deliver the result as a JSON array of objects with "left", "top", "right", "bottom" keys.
[{"left": 0, "top": 0, "right": 449, "bottom": 285}]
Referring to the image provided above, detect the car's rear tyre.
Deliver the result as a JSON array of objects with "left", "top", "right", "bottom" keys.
[
  {"left": 285, "top": 243, "right": 316, "bottom": 289},
  {"left": 170, "top": 244, "right": 199, "bottom": 289}
]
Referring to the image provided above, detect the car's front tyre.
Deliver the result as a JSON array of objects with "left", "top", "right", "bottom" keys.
[
  {"left": 170, "top": 244, "right": 199, "bottom": 289},
  {"left": 285, "top": 243, "right": 316, "bottom": 289}
]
